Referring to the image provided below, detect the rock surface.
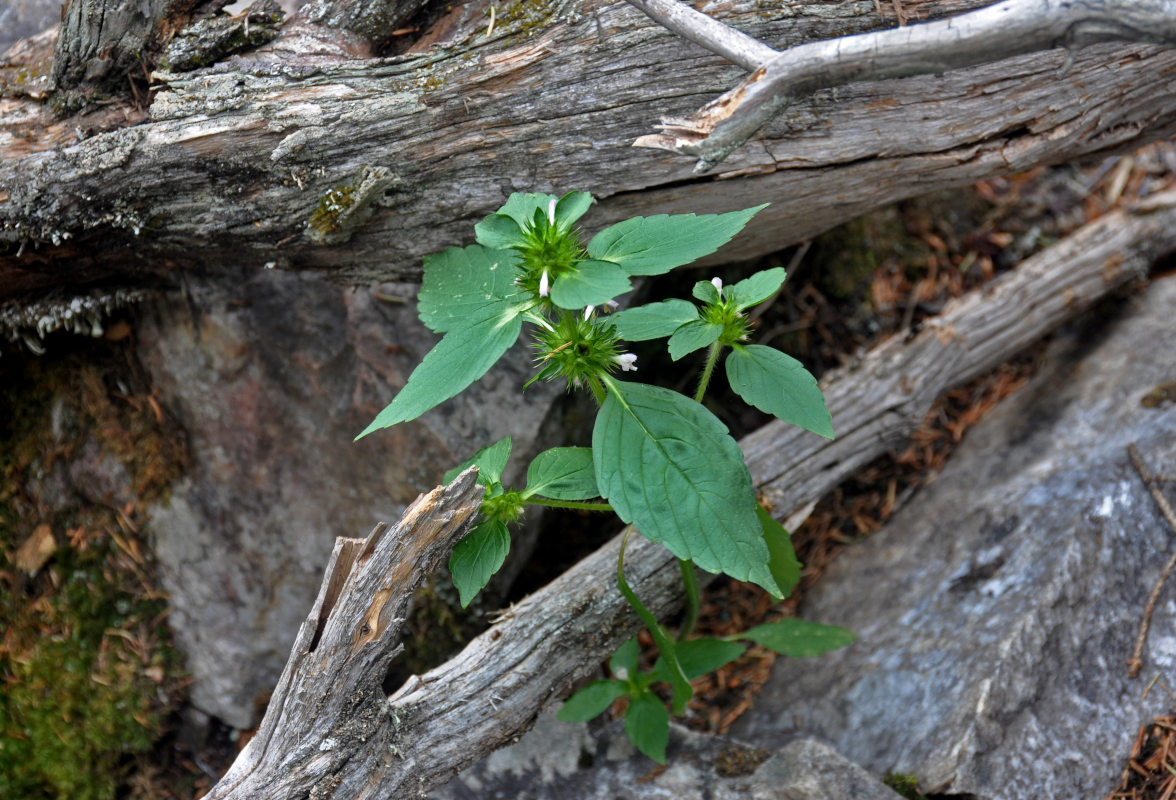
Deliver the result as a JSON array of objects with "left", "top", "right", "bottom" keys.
[
  {"left": 0, "top": 0, "right": 57, "bottom": 53},
  {"left": 732, "top": 275, "right": 1176, "bottom": 798},
  {"left": 137, "top": 268, "right": 564, "bottom": 727},
  {"left": 430, "top": 709, "right": 903, "bottom": 800}
]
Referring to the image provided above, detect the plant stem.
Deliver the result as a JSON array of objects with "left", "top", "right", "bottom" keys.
[
  {"left": 587, "top": 375, "right": 607, "bottom": 406},
  {"left": 616, "top": 530, "right": 692, "bottom": 713},
  {"left": 694, "top": 341, "right": 723, "bottom": 403},
  {"left": 523, "top": 497, "right": 613, "bottom": 511},
  {"left": 677, "top": 559, "right": 700, "bottom": 641}
]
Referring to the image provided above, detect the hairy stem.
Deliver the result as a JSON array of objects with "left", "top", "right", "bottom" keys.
[
  {"left": 677, "top": 558, "right": 700, "bottom": 641},
  {"left": 694, "top": 341, "right": 723, "bottom": 403}
]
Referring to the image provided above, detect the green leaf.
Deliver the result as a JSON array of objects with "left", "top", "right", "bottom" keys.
[
  {"left": 593, "top": 379, "right": 780, "bottom": 596},
  {"left": 692, "top": 279, "right": 720, "bottom": 304},
  {"left": 448, "top": 519, "right": 511, "bottom": 607},
  {"left": 554, "top": 191, "right": 594, "bottom": 231},
  {"left": 608, "top": 299, "right": 698, "bottom": 341},
  {"left": 549, "top": 260, "right": 632, "bottom": 309},
  {"left": 417, "top": 245, "right": 524, "bottom": 334},
  {"left": 491, "top": 191, "right": 593, "bottom": 235},
  {"left": 740, "top": 619, "right": 856, "bottom": 657},
  {"left": 587, "top": 204, "right": 768, "bottom": 276},
  {"left": 356, "top": 303, "right": 525, "bottom": 437},
  {"left": 444, "top": 436, "right": 514, "bottom": 487},
  {"left": 557, "top": 680, "right": 627, "bottom": 723},
  {"left": 473, "top": 214, "right": 527, "bottom": 251},
  {"left": 725, "top": 344, "right": 834, "bottom": 439},
  {"left": 757, "top": 505, "right": 801, "bottom": 599},
  {"left": 650, "top": 638, "right": 746, "bottom": 683},
  {"left": 624, "top": 691, "right": 670, "bottom": 764},
  {"left": 522, "top": 447, "right": 598, "bottom": 500},
  {"left": 667, "top": 319, "right": 722, "bottom": 361},
  {"left": 728, "top": 267, "right": 787, "bottom": 311},
  {"left": 610, "top": 637, "right": 640, "bottom": 680}
]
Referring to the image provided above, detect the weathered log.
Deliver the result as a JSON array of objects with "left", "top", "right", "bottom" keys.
[
  {"left": 207, "top": 190, "right": 1176, "bottom": 799},
  {"left": 631, "top": 0, "right": 1176, "bottom": 171},
  {"left": 4, "top": 0, "right": 1176, "bottom": 306}
]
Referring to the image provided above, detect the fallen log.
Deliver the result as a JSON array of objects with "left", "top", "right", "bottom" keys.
[
  {"left": 4, "top": 0, "right": 1176, "bottom": 304},
  {"left": 207, "top": 190, "right": 1176, "bottom": 798}
]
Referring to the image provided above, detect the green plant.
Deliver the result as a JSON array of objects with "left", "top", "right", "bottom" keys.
[{"left": 359, "top": 191, "right": 853, "bottom": 761}]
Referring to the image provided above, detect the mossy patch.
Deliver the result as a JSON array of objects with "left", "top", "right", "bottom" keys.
[{"left": 0, "top": 331, "right": 188, "bottom": 799}]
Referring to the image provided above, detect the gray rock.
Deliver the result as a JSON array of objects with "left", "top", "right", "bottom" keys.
[
  {"left": 732, "top": 275, "right": 1176, "bottom": 798},
  {"left": 0, "top": 0, "right": 58, "bottom": 53},
  {"left": 431, "top": 709, "right": 903, "bottom": 800},
  {"left": 138, "top": 268, "right": 563, "bottom": 727}
]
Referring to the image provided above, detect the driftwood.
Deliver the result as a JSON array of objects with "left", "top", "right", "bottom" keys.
[
  {"left": 4, "top": 0, "right": 1176, "bottom": 305},
  {"left": 631, "top": 0, "right": 1176, "bottom": 171},
  {"left": 207, "top": 190, "right": 1176, "bottom": 798}
]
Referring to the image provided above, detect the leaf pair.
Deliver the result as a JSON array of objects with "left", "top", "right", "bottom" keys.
[
  {"left": 610, "top": 267, "right": 834, "bottom": 440},
  {"left": 559, "top": 616, "right": 855, "bottom": 763},
  {"left": 446, "top": 438, "right": 603, "bottom": 607},
  {"left": 356, "top": 247, "right": 530, "bottom": 439},
  {"left": 476, "top": 191, "right": 768, "bottom": 310}
]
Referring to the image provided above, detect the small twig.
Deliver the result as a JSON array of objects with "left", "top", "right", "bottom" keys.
[
  {"left": 624, "top": 0, "right": 778, "bottom": 71},
  {"left": 1127, "top": 443, "right": 1176, "bottom": 677}
]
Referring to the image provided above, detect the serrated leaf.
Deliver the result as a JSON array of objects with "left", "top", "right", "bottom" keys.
[
  {"left": 491, "top": 191, "right": 593, "bottom": 235},
  {"left": 473, "top": 214, "right": 527, "bottom": 251},
  {"left": 554, "top": 191, "right": 594, "bottom": 231},
  {"left": 692, "top": 279, "right": 720, "bottom": 304},
  {"left": 608, "top": 300, "right": 698, "bottom": 342},
  {"left": 418, "top": 245, "right": 524, "bottom": 334},
  {"left": 610, "top": 637, "right": 640, "bottom": 681},
  {"left": 593, "top": 379, "right": 779, "bottom": 595},
  {"left": 728, "top": 267, "right": 787, "bottom": 311},
  {"left": 444, "top": 436, "right": 513, "bottom": 487},
  {"left": 725, "top": 344, "right": 834, "bottom": 439},
  {"left": 587, "top": 204, "right": 768, "bottom": 276},
  {"left": 624, "top": 691, "right": 670, "bottom": 764},
  {"left": 522, "top": 447, "right": 598, "bottom": 500},
  {"left": 667, "top": 319, "right": 722, "bottom": 361},
  {"left": 550, "top": 260, "right": 632, "bottom": 309},
  {"left": 650, "top": 638, "right": 746, "bottom": 683},
  {"left": 557, "top": 680, "right": 627, "bottom": 723},
  {"left": 356, "top": 304, "right": 525, "bottom": 437},
  {"left": 757, "top": 505, "right": 801, "bottom": 599},
  {"left": 740, "top": 619, "right": 856, "bottom": 657},
  {"left": 449, "top": 519, "right": 511, "bottom": 607}
]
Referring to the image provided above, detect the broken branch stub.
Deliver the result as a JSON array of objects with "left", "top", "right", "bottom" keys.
[
  {"left": 632, "top": 0, "right": 1176, "bottom": 171},
  {"left": 207, "top": 467, "right": 483, "bottom": 800}
]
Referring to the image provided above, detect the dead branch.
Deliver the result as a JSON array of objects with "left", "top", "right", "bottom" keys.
[
  {"left": 622, "top": 0, "right": 777, "bottom": 70},
  {"left": 631, "top": 0, "right": 1176, "bottom": 171},
  {"left": 208, "top": 191, "right": 1176, "bottom": 799}
]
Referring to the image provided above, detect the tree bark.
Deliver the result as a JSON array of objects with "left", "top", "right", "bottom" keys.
[
  {"left": 207, "top": 190, "right": 1176, "bottom": 799},
  {"left": 3, "top": 0, "right": 1176, "bottom": 307}
]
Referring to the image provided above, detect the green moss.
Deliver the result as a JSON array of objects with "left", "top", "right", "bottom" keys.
[
  {"left": 883, "top": 772, "right": 927, "bottom": 800},
  {"left": 308, "top": 182, "right": 360, "bottom": 236},
  {"left": 0, "top": 342, "right": 186, "bottom": 800},
  {"left": 497, "top": 0, "right": 561, "bottom": 40}
]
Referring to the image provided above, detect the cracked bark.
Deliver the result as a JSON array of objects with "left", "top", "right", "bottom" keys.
[
  {"left": 3, "top": 0, "right": 1176, "bottom": 309},
  {"left": 206, "top": 191, "right": 1176, "bottom": 799}
]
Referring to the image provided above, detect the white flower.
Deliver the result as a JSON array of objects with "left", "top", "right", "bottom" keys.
[
  {"left": 614, "top": 353, "right": 638, "bottom": 372},
  {"left": 547, "top": 198, "right": 557, "bottom": 225},
  {"left": 583, "top": 305, "right": 594, "bottom": 320},
  {"left": 539, "top": 269, "right": 550, "bottom": 297},
  {"left": 711, "top": 277, "right": 723, "bottom": 293}
]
